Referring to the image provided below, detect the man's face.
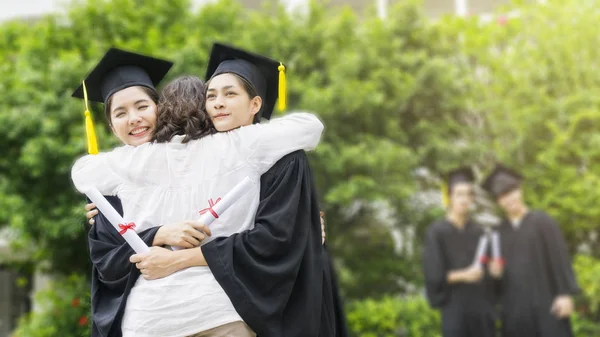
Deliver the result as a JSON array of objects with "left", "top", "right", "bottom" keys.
[
  {"left": 449, "top": 183, "right": 474, "bottom": 215},
  {"left": 497, "top": 188, "right": 524, "bottom": 216}
]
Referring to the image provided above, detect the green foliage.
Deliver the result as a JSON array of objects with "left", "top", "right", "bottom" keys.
[
  {"left": 572, "top": 312, "right": 600, "bottom": 337},
  {"left": 435, "top": 0, "right": 600, "bottom": 255},
  {"left": 3, "top": 0, "right": 600, "bottom": 334},
  {"left": 11, "top": 274, "right": 90, "bottom": 337},
  {"left": 0, "top": 0, "right": 467, "bottom": 298},
  {"left": 431, "top": 0, "right": 600, "bottom": 326},
  {"left": 346, "top": 296, "right": 441, "bottom": 337},
  {"left": 344, "top": 295, "right": 600, "bottom": 337},
  {"left": 573, "top": 254, "right": 600, "bottom": 321}
]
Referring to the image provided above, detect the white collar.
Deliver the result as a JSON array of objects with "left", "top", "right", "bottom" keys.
[{"left": 170, "top": 134, "right": 186, "bottom": 143}]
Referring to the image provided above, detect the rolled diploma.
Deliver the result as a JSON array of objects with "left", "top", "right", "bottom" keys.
[
  {"left": 473, "top": 234, "right": 489, "bottom": 268},
  {"left": 85, "top": 187, "right": 150, "bottom": 254},
  {"left": 172, "top": 176, "right": 255, "bottom": 250},
  {"left": 491, "top": 231, "right": 501, "bottom": 260}
]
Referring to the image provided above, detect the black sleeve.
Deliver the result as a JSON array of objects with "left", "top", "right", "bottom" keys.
[
  {"left": 538, "top": 212, "right": 580, "bottom": 296},
  {"left": 488, "top": 228, "right": 505, "bottom": 306},
  {"left": 88, "top": 196, "right": 161, "bottom": 337},
  {"left": 201, "top": 151, "right": 326, "bottom": 337},
  {"left": 423, "top": 223, "right": 449, "bottom": 308}
]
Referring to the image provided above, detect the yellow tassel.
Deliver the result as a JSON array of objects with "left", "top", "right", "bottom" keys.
[
  {"left": 278, "top": 63, "right": 286, "bottom": 111},
  {"left": 83, "top": 81, "right": 99, "bottom": 155},
  {"left": 441, "top": 182, "right": 450, "bottom": 208}
]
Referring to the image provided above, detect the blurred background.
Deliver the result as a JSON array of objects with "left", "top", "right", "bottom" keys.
[{"left": 2, "top": 0, "right": 600, "bottom": 336}]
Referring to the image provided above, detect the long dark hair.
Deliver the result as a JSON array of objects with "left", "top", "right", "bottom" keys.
[
  {"left": 152, "top": 75, "right": 216, "bottom": 143},
  {"left": 104, "top": 86, "right": 159, "bottom": 127}
]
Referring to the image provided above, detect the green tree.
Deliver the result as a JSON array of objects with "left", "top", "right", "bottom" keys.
[
  {"left": 432, "top": 0, "right": 600, "bottom": 327},
  {"left": 437, "top": 0, "right": 600, "bottom": 255},
  {"left": 0, "top": 0, "right": 472, "bottom": 299}
]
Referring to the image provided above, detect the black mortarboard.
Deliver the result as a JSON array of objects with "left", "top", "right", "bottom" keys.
[
  {"left": 447, "top": 167, "right": 475, "bottom": 188},
  {"left": 72, "top": 47, "right": 173, "bottom": 103},
  {"left": 481, "top": 164, "right": 523, "bottom": 199},
  {"left": 204, "top": 42, "right": 286, "bottom": 121}
]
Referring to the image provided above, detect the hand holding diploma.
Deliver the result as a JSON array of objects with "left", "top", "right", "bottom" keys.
[
  {"left": 85, "top": 188, "right": 150, "bottom": 254},
  {"left": 459, "top": 234, "right": 489, "bottom": 284},
  {"left": 197, "top": 176, "right": 255, "bottom": 225},
  {"left": 172, "top": 176, "right": 256, "bottom": 250}
]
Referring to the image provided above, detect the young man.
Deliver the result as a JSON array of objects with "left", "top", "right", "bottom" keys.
[
  {"left": 423, "top": 167, "right": 496, "bottom": 337},
  {"left": 482, "top": 163, "right": 579, "bottom": 337}
]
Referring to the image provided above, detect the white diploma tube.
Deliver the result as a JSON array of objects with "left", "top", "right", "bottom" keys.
[
  {"left": 172, "top": 176, "right": 256, "bottom": 250},
  {"left": 491, "top": 231, "right": 501, "bottom": 260},
  {"left": 473, "top": 234, "right": 490, "bottom": 268},
  {"left": 85, "top": 188, "right": 150, "bottom": 254}
]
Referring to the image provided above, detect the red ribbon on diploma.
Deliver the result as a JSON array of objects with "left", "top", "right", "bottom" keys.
[
  {"left": 118, "top": 222, "right": 136, "bottom": 235},
  {"left": 199, "top": 198, "right": 222, "bottom": 219},
  {"left": 480, "top": 255, "right": 490, "bottom": 264}
]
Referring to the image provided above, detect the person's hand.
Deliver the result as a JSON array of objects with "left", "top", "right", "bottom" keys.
[
  {"left": 551, "top": 295, "right": 574, "bottom": 319},
  {"left": 154, "top": 221, "right": 211, "bottom": 248},
  {"left": 130, "top": 246, "right": 182, "bottom": 280},
  {"left": 320, "top": 211, "right": 326, "bottom": 244},
  {"left": 462, "top": 265, "right": 484, "bottom": 283},
  {"left": 488, "top": 258, "right": 504, "bottom": 278},
  {"left": 85, "top": 203, "right": 98, "bottom": 225}
]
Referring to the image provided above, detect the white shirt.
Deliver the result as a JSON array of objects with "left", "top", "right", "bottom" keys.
[{"left": 71, "top": 112, "right": 323, "bottom": 337}]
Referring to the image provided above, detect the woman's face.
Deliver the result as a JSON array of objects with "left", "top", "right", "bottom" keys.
[
  {"left": 205, "top": 73, "right": 262, "bottom": 132},
  {"left": 108, "top": 86, "right": 157, "bottom": 146}
]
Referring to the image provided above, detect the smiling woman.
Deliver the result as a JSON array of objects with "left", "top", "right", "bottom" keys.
[
  {"left": 71, "top": 47, "right": 173, "bottom": 147},
  {"left": 105, "top": 86, "right": 160, "bottom": 146},
  {"left": 70, "top": 47, "right": 175, "bottom": 337}
]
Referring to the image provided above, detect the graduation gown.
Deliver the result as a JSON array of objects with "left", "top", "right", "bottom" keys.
[
  {"left": 87, "top": 196, "right": 160, "bottom": 337},
  {"left": 202, "top": 150, "right": 349, "bottom": 337},
  {"left": 496, "top": 210, "right": 579, "bottom": 337},
  {"left": 423, "top": 219, "right": 496, "bottom": 337}
]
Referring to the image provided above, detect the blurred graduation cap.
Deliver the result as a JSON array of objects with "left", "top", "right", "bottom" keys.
[
  {"left": 204, "top": 42, "right": 286, "bottom": 121},
  {"left": 447, "top": 167, "right": 475, "bottom": 188},
  {"left": 481, "top": 164, "right": 523, "bottom": 199},
  {"left": 71, "top": 48, "right": 173, "bottom": 154}
]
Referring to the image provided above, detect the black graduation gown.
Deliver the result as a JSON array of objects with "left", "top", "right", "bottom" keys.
[
  {"left": 496, "top": 210, "right": 579, "bottom": 337},
  {"left": 202, "top": 150, "right": 349, "bottom": 337},
  {"left": 423, "top": 219, "right": 496, "bottom": 337},
  {"left": 87, "top": 196, "right": 160, "bottom": 337}
]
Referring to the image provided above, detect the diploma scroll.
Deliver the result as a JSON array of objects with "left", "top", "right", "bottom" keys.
[
  {"left": 85, "top": 188, "right": 150, "bottom": 254},
  {"left": 491, "top": 231, "right": 501, "bottom": 259},
  {"left": 490, "top": 230, "right": 504, "bottom": 264},
  {"left": 172, "top": 176, "right": 255, "bottom": 250},
  {"left": 473, "top": 234, "right": 490, "bottom": 268}
]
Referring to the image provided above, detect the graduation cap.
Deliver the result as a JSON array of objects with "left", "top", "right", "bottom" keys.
[
  {"left": 72, "top": 48, "right": 174, "bottom": 103},
  {"left": 481, "top": 164, "right": 523, "bottom": 199},
  {"left": 71, "top": 48, "right": 173, "bottom": 154},
  {"left": 205, "top": 42, "right": 286, "bottom": 121},
  {"left": 447, "top": 167, "right": 475, "bottom": 188}
]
